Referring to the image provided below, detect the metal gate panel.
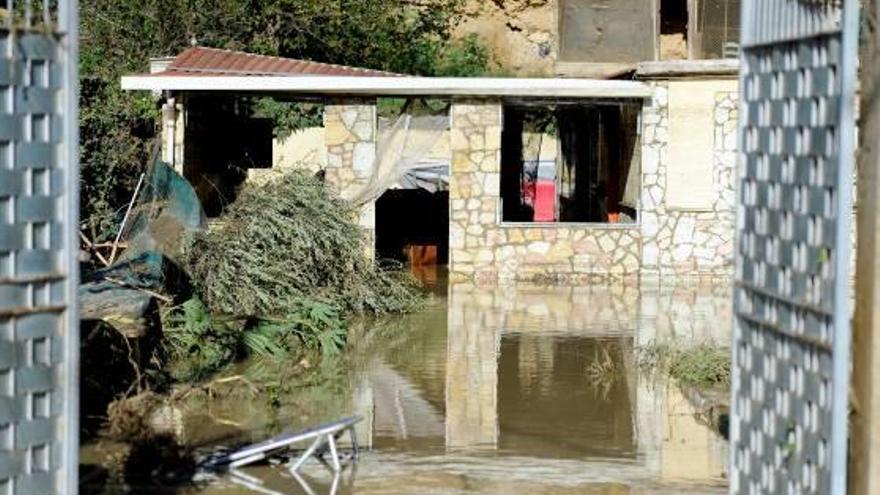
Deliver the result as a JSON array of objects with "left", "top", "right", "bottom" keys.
[
  {"left": 0, "top": 2, "right": 79, "bottom": 493},
  {"left": 731, "top": 0, "right": 858, "bottom": 494}
]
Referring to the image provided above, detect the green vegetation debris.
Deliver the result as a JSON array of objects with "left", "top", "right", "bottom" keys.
[
  {"left": 186, "top": 170, "right": 423, "bottom": 317},
  {"left": 161, "top": 296, "right": 348, "bottom": 382},
  {"left": 638, "top": 341, "right": 731, "bottom": 388}
]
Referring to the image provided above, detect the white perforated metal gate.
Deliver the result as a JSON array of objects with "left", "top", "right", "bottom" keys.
[
  {"left": 731, "top": 0, "right": 858, "bottom": 494},
  {"left": 0, "top": 1, "right": 79, "bottom": 493}
]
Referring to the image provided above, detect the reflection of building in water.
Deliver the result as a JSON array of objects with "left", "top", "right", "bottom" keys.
[
  {"left": 499, "top": 335, "right": 636, "bottom": 459},
  {"left": 446, "top": 285, "right": 500, "bottom": 449},
  {"left": 350, "top": 280, "right": 729, "bottom": 487},
  {"left": 515, "top": 335, "right": 555, "bottom": 397},
  {"left": 368, "top": 361, "right": 444, "bottom": 443},
  {"left": 660, "top": 385, "right": 728, "bottom": 481}
]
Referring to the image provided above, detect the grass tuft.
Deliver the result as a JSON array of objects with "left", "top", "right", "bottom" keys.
[{"left": 638, "top": 341, "right": 731, "bottom": 388}]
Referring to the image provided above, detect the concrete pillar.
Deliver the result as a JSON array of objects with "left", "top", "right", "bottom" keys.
[{"left": 323, "top": 98, "right": 378, "bottom": 260}]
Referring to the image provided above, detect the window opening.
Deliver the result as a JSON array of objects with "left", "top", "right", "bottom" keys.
[
  {"left": 500, "top": 102, "right": 640, "bottom": 224},
  {"left": 183, "top": 95, "right": 274, "bottom": 217},
  {"left": 697, "top": 0, "right": 741, "bottom": 59}
]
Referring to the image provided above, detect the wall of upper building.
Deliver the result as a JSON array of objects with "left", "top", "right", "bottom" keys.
[{"left": 454, "top": 0, "right": 741, "bottom": 76}]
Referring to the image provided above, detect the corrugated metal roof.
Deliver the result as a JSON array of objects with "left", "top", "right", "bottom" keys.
[
  {"left": 147, "top": 46, "right": 404, "bottom": 78},
  {"left": 123, "top": 46, "right": 654, "bottom": 98}
]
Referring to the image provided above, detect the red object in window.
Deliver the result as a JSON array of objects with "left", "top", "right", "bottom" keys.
[{"left": 534, "top": 180, "right": 556, "bottom": 222}]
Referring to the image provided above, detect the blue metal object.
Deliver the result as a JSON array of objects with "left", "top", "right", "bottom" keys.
[
  {"left": 732, "top": 0, "right": 858, "bottom": 493},
  {"left": 0, "top": 1, "right": 79, "bottom": 492}
]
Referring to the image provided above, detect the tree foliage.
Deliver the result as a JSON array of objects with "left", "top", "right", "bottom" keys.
[{"left": 80, "top": 0, "right": 490, "bottom": 238}]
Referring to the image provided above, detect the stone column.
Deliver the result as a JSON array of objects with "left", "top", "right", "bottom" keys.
[
  {"left": 639, "top": 82, "right": 669, "bottom": 283},
  {"left": 323, "top": 98, "right": 378, "bottom": 260},
  {"left": 449, "top": 99, "right": 503, "bottom": 280}
]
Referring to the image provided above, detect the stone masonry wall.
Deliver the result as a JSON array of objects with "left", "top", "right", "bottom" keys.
[
  {"left": 323, "top": 99, "right": 377, "bottom": 259},
  {"left": 449, "top": 99, "right": 641, "bottom": 281},
  {"left": 640, "top": 82, "right": 738, "bottom": 280},
  {"left": 449, "top": 83, "right": 739, "bottom": 282}
]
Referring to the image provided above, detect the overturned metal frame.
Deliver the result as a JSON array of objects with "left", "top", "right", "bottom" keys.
[{"left": 204, "top": 416, "right": 363, "bottom": 473}]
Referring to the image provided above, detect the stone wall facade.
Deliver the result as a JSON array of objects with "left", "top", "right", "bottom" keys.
[
  {"left": 313, "top": 85, "right": 738, "bottom": 280},
  {"left": 640, "top": 82, "right": 738, "bottom": 280},
  {"left": 449, "top": 99, "right": 641, "bottom": 281},
  {"left": 323, "top": 99, "right": 377, "bottom": 259},
  {"left": 449, "top": 81, "right": 739, "bottom": 282}
]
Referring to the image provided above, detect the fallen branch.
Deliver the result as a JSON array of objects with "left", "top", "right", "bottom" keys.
[{"left": 79, "top": 230, "right": 110, "bottom": 266}]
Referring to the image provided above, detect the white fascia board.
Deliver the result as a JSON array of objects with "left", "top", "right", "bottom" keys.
[{"left": 120, "top": 75, "right": 653, "bottom": 99}]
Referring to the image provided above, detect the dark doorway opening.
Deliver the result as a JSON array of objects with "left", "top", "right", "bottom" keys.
[
  {"left": 660, "top": 0, "right": 689, "bottom": 59},
  {"left": 376, "top": 189, "right": 449, "bottom": 266},
  {"left": 183, "top": 95, "right": 272, "bottom": 217}
]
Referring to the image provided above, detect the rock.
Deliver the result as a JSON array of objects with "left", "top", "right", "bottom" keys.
[{"left": 527, "top": 241, "right": 550, "bottom": 255}]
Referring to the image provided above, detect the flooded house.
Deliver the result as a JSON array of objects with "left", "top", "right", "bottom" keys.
[
  {"left": 122, "top": 0, "right": 740, "bottom": 283},
  {"left": 107, "top": 3, "right": 748, "bottom": 492}
]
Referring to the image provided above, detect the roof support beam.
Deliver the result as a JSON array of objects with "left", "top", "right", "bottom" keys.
[{"left": 120, "top": 75, "right": 653, "bottom": 99}]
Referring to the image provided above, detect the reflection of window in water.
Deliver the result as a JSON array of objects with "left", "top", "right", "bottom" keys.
[
  {"left": 498, "top": 335, "right": 637, "bottom": 459},
  {"left": 500, "top": 102, "right": 641, "bottom": 224}
]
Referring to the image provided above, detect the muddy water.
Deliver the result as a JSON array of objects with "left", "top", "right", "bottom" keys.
[{"left": 82, "top": 278, "right": 733, "bottom": 495}]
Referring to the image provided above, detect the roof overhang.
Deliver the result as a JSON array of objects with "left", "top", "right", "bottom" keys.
[
  {"left": 120, "top": 75, "right": 653, "bottom": 99},
  {"left": 636, "top": 59, "right": 740, "bottom": 80}
]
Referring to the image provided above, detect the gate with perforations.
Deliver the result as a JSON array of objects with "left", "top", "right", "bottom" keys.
[
  {"left": 731, "top": 0, "right": 858, "bottom": 493},
  {"left": 0, "top": 1, "right": 79, "bottom": 493}
]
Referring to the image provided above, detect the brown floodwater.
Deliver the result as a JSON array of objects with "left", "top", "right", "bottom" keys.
[{"left": 81, "top": 277, "right": 732, "bottom": 495}]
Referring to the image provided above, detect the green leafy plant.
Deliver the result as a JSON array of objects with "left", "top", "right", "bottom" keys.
[
  {"left": 248, "top": 299, "right": 347, "bottom": 360},
  {"left": 251, "top": 100, "right": 323, "bottom": 139},
  {"left": 162, "top": 298, "right": 240, "bottom": 381},
  {"left": 162, "top": 296, "right": 350, "bottom": 382},
  {"left": 433, "top": 34, "right": 492, "bottom": 77}
]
